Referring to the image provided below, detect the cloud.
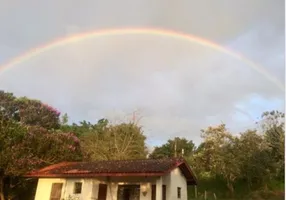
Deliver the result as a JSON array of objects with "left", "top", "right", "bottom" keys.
[{"left": 0, "top": 0, "right": 284, "bottom": 146}]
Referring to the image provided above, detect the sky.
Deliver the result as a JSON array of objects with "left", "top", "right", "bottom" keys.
[{"left": 0, "top": 0, "right": 284, "bottom": 148}]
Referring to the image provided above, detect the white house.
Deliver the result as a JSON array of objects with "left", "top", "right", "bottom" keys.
[{"left": 26, "top": 158, "right": 197, "bottom": 200}]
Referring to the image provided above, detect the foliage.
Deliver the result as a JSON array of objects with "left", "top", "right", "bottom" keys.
[
  {"left": 0, "top": 116, "right": 82, "bottom": 199},
  {"left": 149, "top": 137, "right": 196, "bottom": 159},
  {"left": 81, "top": 122, "right": 148, "bottom": 161},
  {"left": 236, "top": 129, "right": 275, "bottom": 191},
  {"left": 0, "top": 91, "right": 18, "bottom": 120},
  {"left": 0, "top": 91, "right": 61, "bottom": 129},
  {"left": 0, "top": 91, "right": 82, "bottom": 200},
  {"left": 260, "top": 111, "right": 285, "bottom": 180},
  {"left": 16, "top": 97, "right": 61, "bottom": 129},
  {"left": 0, "top": 116, "right": 27, "bottom": 177},
  {"left": 247, "top": 189, "right": 284, "bottom": 200},
  {"left": 60, "top": 118, "right": 109, "bottom": 137},
  {"left": 193, "top": 124, "right": 240, "bottom": 196},
  {"left": 154, "top": 114, "right": 285, "bottom": 199}
]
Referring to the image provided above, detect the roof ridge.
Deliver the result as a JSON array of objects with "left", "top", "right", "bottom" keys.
[
  {"left": 25, "top": 158, "right": 197, "bottom": 185},
  {"left": 78, "top": 157, "right": 181, "bottom": 163}
]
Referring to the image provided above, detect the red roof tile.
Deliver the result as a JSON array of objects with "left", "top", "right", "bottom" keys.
[{"left": 26, "top": 158, "right": 197, "bottom": 185}]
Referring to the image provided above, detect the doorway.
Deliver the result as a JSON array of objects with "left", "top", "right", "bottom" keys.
[
  {"left": 50, "top": 183, "right": 63, "bottom": 200},
  {"left": 98, "top": 184, "right": 107, "bottom": 200},
  {"left": 117, "top": 185, "right": 140, "bottom": 200}
]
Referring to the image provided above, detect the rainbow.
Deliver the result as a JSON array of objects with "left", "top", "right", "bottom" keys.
[{"left": 0, "top": 27, "right": 284, "bottom": 91}]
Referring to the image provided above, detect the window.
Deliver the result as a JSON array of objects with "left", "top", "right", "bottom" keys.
[
  {"left": 73, "top": 182, "right": 82, "bottom": 194},
  {"left": 177, "top": 187, "right": 181, "bottom": 198},
  {"left": 50, "top": 183, "right": 63, "bottom": 200}
]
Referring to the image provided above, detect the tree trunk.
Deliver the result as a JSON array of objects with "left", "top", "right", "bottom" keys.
[
  {"left": 0, "top": 177, "right": 5, "bottom": 200},
  {"left": 247, "top": 176, "right": 252, "bottom": 191},
  {"left": 204, "top": 190, "right": 207, "bottom": 200},
  {"left": 227, "top": 181, "right": 234, "bottom": 198},
  {"left": 264, "top": 183, "right": 268, "bottom": 191},
  {"left": 194, "top": 185, "right": 197, "bottom": 198}
]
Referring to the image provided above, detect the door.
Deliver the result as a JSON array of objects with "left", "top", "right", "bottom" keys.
[
  {"left": 117, "top": 185, "right": 140, "bottom": 200},
  {"left": 98, "top": 184, "right": 108, "bottom": 200},
  {"left": 162, "top": 185, "right": 166, "bottom": 200},
  {"left": 151, "top": 185, "right": 156, "bottom": 200},
  {"left": 123, "top": 188, "right": 131, "bottom": 199},
  {"left": 50, "top": 183, "right": 63, "bottom": 200}
]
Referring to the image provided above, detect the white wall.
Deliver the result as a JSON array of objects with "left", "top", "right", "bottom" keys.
[
  {"left": 158, "top": 167, "right": 188, "bottom": 200},
  {"left": 110, "top": 176, "right": 157, "bottom": 200},
  {"left": 34, "top": 178, "right": 105, "bottom": 200},
  {"left": 34, "top": 178, "right": 66, "bottom": 200},
  {"left": 34, "top": 169, "right": 187, "bottom": 200},
  {"left": 34, "top": 176, "right": 158, "bottom": 200},
  {"left": 169, "top": 168, "right": 188, "bottom": 200},
  {"left": 63, "top": 178, "right": 94, "bottom": 200}
]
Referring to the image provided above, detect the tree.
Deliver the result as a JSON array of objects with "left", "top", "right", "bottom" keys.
[
  {"left": 16, "top": 97, "right": 61, "bottom": 130},
  {"left": 0, "top": 91, "right": 83, "bottom": 200},
  {"left": 0, "top": 115, "right": 82, "bottom": 200},
  {"left": 60, "top": 118, "right": 109, "bottom": 137},
  {"left": 0, "top": 91, "right": 19, "bottom": 120},
  {"left": 0, "top": 91, "right": 61, "bottom": 130},
  {"left": 199, "top": 124, "right": 240, "bottom": 197},
  {"left": 237, "top": 130, "right": 263, "bottom": 188},
  {"left": 149, "top": 137, "right": 196, "bottom": 159},
  {"left": 61, "top": 113, "right": 69, "bottom": 125},
  {"left": 81, "top": 122, "right": 147, "bottom": 161},
  {"left": 192, "top": 113, "right": 285, "bottom": 198},
  {"left": 0, "top": 115, "right": 26, "bottom": 200},
  {"left": 259, "top": 111, "right": 285, "bottom": 180}
]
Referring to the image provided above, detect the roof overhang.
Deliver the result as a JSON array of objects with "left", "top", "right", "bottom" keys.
[{"left": 24, "top": 172, "right": 165, "bottom": 178}]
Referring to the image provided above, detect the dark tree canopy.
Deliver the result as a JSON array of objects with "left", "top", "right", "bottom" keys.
[
  {"left": 149, "top": 137, "right": 196, "bottom": 159},
  {"left": 0, "top": 91, "right": 82, "bottom": 200},
  {"left": 0, "top": 91, "right": 61, "bottom": 129}
]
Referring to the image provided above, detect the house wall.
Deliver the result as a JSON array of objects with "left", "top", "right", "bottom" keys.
[
  {"left": 64, "top": 178, "right": 95, "bottom": 200},
  {"left": 34, "top": 178, "right": 66, "bottom": 200},
  {"left": 34, "top": 168, "right": 188, "bottom": 200},
  {"left": 161, "top": 170, "right": 171, "bottom": 200},
  {"left": 34, "top": 176, "right": 157, "bottom": 200},
  {"left": 109, "top": 176, "right": 157, "bottom": 200},
  {"left": 169, "top": 168, "right": 188, "bottom": 200}
]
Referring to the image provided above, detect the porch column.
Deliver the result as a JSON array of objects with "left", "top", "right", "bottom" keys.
[{"left": 156, "top": 176, "right": 162, "bottom": 200}]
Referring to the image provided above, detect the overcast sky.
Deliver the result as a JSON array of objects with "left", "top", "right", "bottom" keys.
[{"left": 0, "top": 0, "right": 284, "bottom": 147}]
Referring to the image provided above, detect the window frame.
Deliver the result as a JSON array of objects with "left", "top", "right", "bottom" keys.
[
  {"left": 177, "top": 187, "right": 181, "bottom": 199},
  {"left": 73, "top": 182, "right": 83, "bottom": 194},
  {"left": 50, "top": 183, "right": 63, "bottom": 200}
]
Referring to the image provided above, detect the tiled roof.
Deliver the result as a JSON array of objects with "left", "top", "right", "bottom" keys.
[{"left": 26, "top": 158, "right": 197, "bottom": 185}]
